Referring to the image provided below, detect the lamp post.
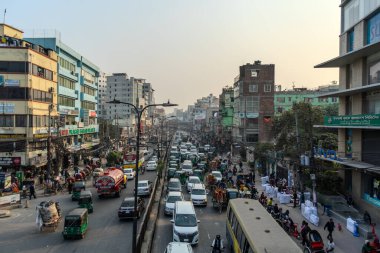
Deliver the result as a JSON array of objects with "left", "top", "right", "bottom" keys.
[{"left": 106, "top": 98, "right": 177, "bottom": 253}]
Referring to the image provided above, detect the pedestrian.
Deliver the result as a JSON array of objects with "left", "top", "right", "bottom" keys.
[
  {"left": 324, "top": 218, "right": 335, "bottom": 239},
  {"left": 29, "top": 183, "right": 36, "bottom": 200},
  {"left": 301, "top": 221, "right": 311, "bottom": 246},
  {"left": 293, "top": 190, "right": 298, "bottom": 208},
  {"left": 326, "top": 235, "right": 335, "bottom": 252},
  {"left": 300, "top": 191, "right": 305, "bottom": 209}
]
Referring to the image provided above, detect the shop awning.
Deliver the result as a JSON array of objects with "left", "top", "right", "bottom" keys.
[{"left": 315, "top": 41, "right": 380, "bottom": 68}]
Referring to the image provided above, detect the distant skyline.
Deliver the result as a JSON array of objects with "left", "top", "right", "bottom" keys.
[{"left": 4, "top": 0, "right": 340, "bottom": 110}]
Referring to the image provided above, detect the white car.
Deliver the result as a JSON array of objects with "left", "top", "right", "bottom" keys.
[
  {"left": 146, "top": 161, "right": 157, "bottom": 171},
  {"left": 182, "top": 160, "right": 193, "bottom": 175},
  {"left": 211, "top": 171, "right": 223, "bottom": 182},
  {"left": 190, "top": 184, "right": 207, "bottom": 206},
  {"left": 164, "top": 191, "right": 184, "bottom": 215},
  {"left": 123, "top": 168, "right": 136, "bottom": 180},
  {"left": 164, "top": 242, "right": 193, "bottom": 253},
  {"left": 151, "top": 156, "right": 158, "bottom": 162},
  {"left": 136, "top": 180, "right": 152, "bottom": 196},
  {"left": 186, "top": 176, "right": 201, "bottom": 192}
]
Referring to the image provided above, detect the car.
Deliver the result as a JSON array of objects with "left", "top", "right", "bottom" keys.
[
  {"left": 146, "top": 161, "right": 157, "bottom": 171},
  {"left": 171, "top": 201, "right": 200, "bottom": 245},
  {"left": 93, "top": 168, "right": 104, "bottom": 177},
  {"left": 123, "top": 168, "right": 135, "bottom": 180},
  {"left": 211, "top": 171, "right": 223, "bottom": 182},
  {"left": 167, "top": 178, "right": 182, "bottom": 192},
  {"left": 164, "top": 242, "right": 193, "bottom": 253},
  {"left": 186, "top": 176, "right": 201, "bottom": 192},
  {"left": 190, "top": 184, "right": 207, "bottom": 206},
  {"left": 164, "top": 191, "right": 184, "bottom": 215},
  {"left": 151, "top": 156, "right": 158, "bottom": 162},
  {"left": 136, "top": 180, "right": 153, "bottom": 196},
  {"left": 118, "top": 197, "right": 145, "bottom": 220},
  {"left": 181, "top": 160, "right": 193, "bottom": 175}
]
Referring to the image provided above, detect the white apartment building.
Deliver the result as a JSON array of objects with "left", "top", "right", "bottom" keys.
[{"left": 97, "top": 72, "right": 107, "bottom": 118}]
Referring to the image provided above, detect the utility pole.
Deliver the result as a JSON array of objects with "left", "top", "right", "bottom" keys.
[
  {"left": 294, "top": 111, "right": 300, "bottom": 191},
  {"left": 47, "top": 104, "right": 53, "bottom": 180}
]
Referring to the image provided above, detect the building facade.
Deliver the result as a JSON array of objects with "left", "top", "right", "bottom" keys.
[
  {"left": 274, "top": 85, "right": 339, "bottom": 115},
  {"left": 232, "top": 61, "right": 274, "bottom": 144},
  {"left": 316, "top": 0, "right": 380, "bottom": 219},
  {"left": 97, "top": 72, "right": 107, "bottom": 119},
  {"left": 0, "top": 24, "right": 58, "bottom": 170},
  {"left": 218, "top": 87, "right": 234, "bottom": 148},
  {"left": 25, "top": 36, "right": 100, "bottom": 153}
]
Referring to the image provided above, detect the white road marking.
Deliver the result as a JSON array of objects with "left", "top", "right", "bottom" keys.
[{"left": 208, "top": 233, "right": 210, "bottom": 239}]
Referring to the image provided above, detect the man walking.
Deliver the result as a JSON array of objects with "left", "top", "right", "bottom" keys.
[
  {"left": 29, "top": 183, "right": 36, "bottom": 200},
  {"left": 324, "top": 218, "right": 335, "bottom": 239}
]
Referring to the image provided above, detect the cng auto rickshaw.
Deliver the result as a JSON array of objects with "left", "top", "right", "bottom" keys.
[
  {"left": 62, "top": 208, "right": 88, "bottom": 239},
  {"left": 226, "top": 188, "right": 239, "bottom": 202},
  {"left": 78, "top": 190, "right": 93, "bottom": 213},
  {"left": 72, "top": 181, "right": 86, "bottom": 201},
  {"left": 167, "top": 168, "right": 176, "bottom": 180},
  {"left": 193, "top": 169, "right": 204, "bottom": 182},
  {"left": 174, "top": 170, "right": 187, "bottom": 185}
]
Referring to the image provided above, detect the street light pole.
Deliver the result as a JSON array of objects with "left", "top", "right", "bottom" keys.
[{"left": 107, "top": 99, "right": 177, "bottom": 253}]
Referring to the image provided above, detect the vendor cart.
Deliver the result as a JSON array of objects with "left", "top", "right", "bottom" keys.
[{"left": 36, "top": 200, "right": 62, "bottom": 232}]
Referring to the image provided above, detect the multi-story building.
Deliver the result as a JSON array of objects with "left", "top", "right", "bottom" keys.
[
  {"left": 232, "top": 61, "right": 274, "bottom": 144},
  {"left": 316, "top": 0, "right": 380, "bottom": 219},
  {"left": 218, "top": 87, "right": 234, "bottom": 147},
  {"left": 105, "top": 73, "right": 151, "bottom": 134},
  {"left": 0, "top": 24, "right": 58, "bottom": 171},
  {"left": 274, "top": 85, "right": 339, "bottom": 115},
  {"left": 25, "top": 35, "right": 100, "bottom": 153},
  {"left": 97, "top": 72, "right": 107, "bottom": 119}
]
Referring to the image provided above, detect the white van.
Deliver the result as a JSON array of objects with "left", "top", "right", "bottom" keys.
[{"left": 171, "top": 201, "right": 199, "bottom": 245}]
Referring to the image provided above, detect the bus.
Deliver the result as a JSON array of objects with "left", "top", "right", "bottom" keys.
[
  {"left": 226, "top": 198, "right": 302, "bottom": 253},
  {"left": 123, "top": 152, "right": 144, "bottom": 170}
]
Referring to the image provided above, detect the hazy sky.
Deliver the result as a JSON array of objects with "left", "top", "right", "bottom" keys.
[{"left": 5, "top": 0, "right": 340, "bottom": 110}]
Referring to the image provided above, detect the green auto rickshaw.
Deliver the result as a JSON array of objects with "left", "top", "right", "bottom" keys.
[
  {"left": 174, "top": 170, "right": 187, "bottom": 185},
  {"left": 167, "top": 168, "right": 176, "bottom": 180},
  {"left": 78, "top": 190, "right": 93, "bottom": 213},
  {"left": 62, "top": 208, "right": 88, "bottom": 239},
  {"left": 72, "top": 181, "right": 86, "bottom": 201},
  {"left": 193, "top": 169, "right": 204, "bottom": 182}
]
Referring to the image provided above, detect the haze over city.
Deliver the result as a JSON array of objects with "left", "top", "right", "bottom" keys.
[{"left": 5, "top": 0, "right": 340, "bottom": 109}]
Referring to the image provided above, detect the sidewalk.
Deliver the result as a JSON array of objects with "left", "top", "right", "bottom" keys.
[{"left": 253, "top": 173, "right": 365, "bottom": 253}]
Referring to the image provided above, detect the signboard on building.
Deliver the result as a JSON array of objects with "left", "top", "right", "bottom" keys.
[
  {"left": 4, "top": 79, "right": 20, "bottom": 87},
  {"left": 0, "top": 134, "right": 26, "bottom": 139},
  {"left": 246, "top": 113, "right": 259, "bottom": 118},
  {"left": 89, "top": 110, "right": 97, "bottom": 117},
  {"left": 0, "top": 157, "right": 21, "bottom": 166},
  {"left": 60, "top": 127, "right": 96, "bottom": 136},
  {"left": 368, "top": 12, "right": 380, "bottom": 45},
  {"left": 83, "top": 110, "right": 89, "bottom": 126},
  {"left": 324, "top": 114, "right": 380, "bottom": 127}
]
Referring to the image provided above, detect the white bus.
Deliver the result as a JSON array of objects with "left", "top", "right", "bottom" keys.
[{"left": 226, "top": 198, "right": 302, "bottom": 253}]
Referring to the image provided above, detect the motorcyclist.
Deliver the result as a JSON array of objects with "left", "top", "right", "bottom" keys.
[{"left": 211, "top": 234, "right": 224, "bottom": 253}]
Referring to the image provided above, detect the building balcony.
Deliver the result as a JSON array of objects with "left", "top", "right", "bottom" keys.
[
  {"left": 59, "top": 67, "right": 78, "bottom": 81},
  {"left": 58, "top": 86, "right": 77, "bottom": 99},
  {"left": 80, "top": 92, "right": 97, "bottom": 103}
]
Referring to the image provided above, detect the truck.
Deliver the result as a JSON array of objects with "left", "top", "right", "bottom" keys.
[{"left": 95, "top": 168, "right": 124, "bottom": 198}]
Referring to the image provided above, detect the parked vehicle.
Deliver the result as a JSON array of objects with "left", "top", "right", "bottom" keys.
[
  {"left": 164, "top": 191, "right": 184, "bottom": 215},
  {"left": 190, "top": 184, "right": 207, "bottom": 206},
  {"left": 164, "top": 242, "right": 193, "bottom": 253},
  {"left": 118, "top": 197, "right": 145, "bottom": 220},
  {"left": 136, "top": 180, "right": 153, "bottom": 196},
  {"left": 171, "top": 201, "right": 200, "bottom": 245},
  {"left": 78, "top": 190, "right": 93, "bottom": 213},
  {"left": 62, "top": 208, "right": 88, "bottom": 240},
  {"left": 95, "top": 167, "right": 124, "bottom": 198}
]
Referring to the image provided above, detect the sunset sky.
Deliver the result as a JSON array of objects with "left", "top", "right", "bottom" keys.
[{"left": 5, "top": 0, "right": 341, "bottom": 109}]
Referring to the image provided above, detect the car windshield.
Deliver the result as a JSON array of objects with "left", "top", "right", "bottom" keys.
[
  {"left": 182, "top": 165, "right": 192, "bottom": 170},
  {"left": 168, "top": 182, "right": 180, "bottom": 188},
  {"left": 192, "top": 189, "right": 206, "bottom": 195},
  {"left": 167, "top": 196, "right": 182, "bottom": 203},
  {"left": 121, "top": 201, "right": 134, "bottom": 207},
  {"left": 124, "top": 169, "right": 132, "bottom": 173},
  {"left": 228, "top": 192, "right": 239, "bottom": 199},
  {"left": 175, "top": 214, "right": 197, "bottom": 227},
  {"left": 212, "top": 173, "right": 221, "bottom": 178},
  {"left": 189, "top": 178, "right": 200, "bottom": 184},
  {"left": 138, "top": 182, "right": 147, "bottom": 187}
]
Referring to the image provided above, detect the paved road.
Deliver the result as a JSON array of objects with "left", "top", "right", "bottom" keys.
[
  {"left": 0, "top": 170, "right": 157, "bottom": 253},
  {"left": 152, "top": 183, "right": 231, "bottom": 253}
]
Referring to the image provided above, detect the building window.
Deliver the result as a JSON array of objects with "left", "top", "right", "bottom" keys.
[
  {"left": 59, "top": 57, "right": 76, "bottom": 72},
  {"left": 0, "top": 87, "right": 30, "bottom": 99},
  {"left": 277, "top": 107, "right": 283, "bottom": 113},
  {"left": 245, "top": 96, "right": 259, "bottom": 113},
  {"left": 368, "top": 53, "right": 380, "bottom": 85},
  {"left": 246, "top": 134, "right": 258, "bottom": 143},
  {"left": 276, "top": 97, "right": 285, "bottom": 103},
  {"left": 58, "top": 95, "right": 75, "bottom": 107},
  {"left": 331, "top": 97, "right": 338, "bottom": 102},
  {"left": 81, "top": 69, "right": 95, "bottom": 84},
  {"left": 304, "top": 97, "right": 313, "bottom": 103},
  {"left": 81, "top": 101, "right": 96, "bottom": 110},
  {"left": 288, "top": 97, "right": 292, "bottom": 102},
  {"left": 347, "top": 30, "right": 354, "bottom": 52},
  {"left": 15, "top": 115, "right": 27, "bottom": 127},
  {"left": 264, "top": 84, "right": 271, "bottom": 92},
  {"left": 0, "top": 61, "right": 28, "bottom": 73},
  {"left": 58, "top": 76, "right": 76, "bottom": 89},
  {"left": 251, "top": 70, "right": 258, "bottom": 77},
  {"left": 32, "top": 89, "right": 53, "bottom": 103},
  {"left": 364, "top": 91, "right": 380, "bottom": 114},
  {"left": 81, "top": 85, "right": 96, "bottom": 96},
  {"left": 31, "top": 64, "right": 53, "bottom": 80},
  {"left": 0, "top": 115, "right": 14, "bottom": 127},
  {"left": 249, "top": 84, "right": 258, "bottom": 92}
]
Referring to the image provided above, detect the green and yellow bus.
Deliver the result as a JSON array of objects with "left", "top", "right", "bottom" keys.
[{"left": 226, "top": 199, "right": 302, "bottom": 253}]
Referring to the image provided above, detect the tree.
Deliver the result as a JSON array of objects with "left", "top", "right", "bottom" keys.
[
  {"left": 106, "top": 151, "right": 122, "bottom": 166},
  {"left": 253, "top": 142, "right": 274, "bottom": 175}
]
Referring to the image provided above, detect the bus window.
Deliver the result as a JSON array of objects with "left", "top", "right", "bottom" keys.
[
  {"left": 241, "top": 234, "right": 249, "bottom": 253},
  {"left": 236, "top": 224, "right": 243, "bottom": 246}
]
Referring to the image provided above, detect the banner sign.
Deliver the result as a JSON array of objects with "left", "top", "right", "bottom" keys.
[
  {"left": 0, "top": 157, "right": 21, "bottom": 166},
  {"left": 324, "top": 114, "right": 380, "bottom": 127},
  {"left": 61, "top": 127, "right": 96, "bottom": 136}
]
